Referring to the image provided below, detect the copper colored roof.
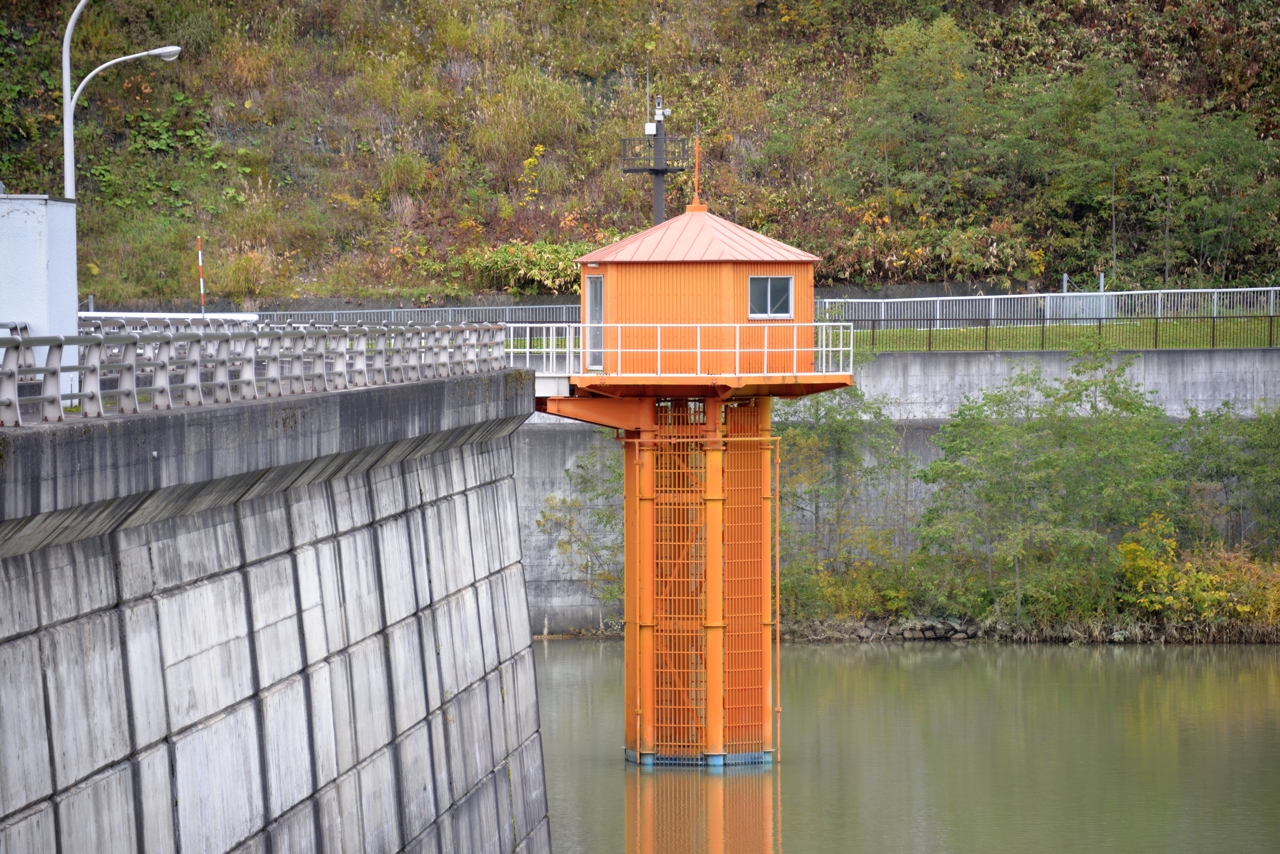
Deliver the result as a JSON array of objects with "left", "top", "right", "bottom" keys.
[{"left": 576, "top": 208, "right": 820, "bottom": 264}]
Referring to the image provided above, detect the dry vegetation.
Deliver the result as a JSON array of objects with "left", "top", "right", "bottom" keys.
[{"left": 2, "top": 0, "right": 1279, "bottom": 307}]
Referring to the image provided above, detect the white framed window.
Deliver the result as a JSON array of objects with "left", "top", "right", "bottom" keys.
[
  {"left": 586, "top": 275, "right": 604, "bottom": 370},
  {"left": 748, "top": 276, "right": 793, "bottom": 319}
]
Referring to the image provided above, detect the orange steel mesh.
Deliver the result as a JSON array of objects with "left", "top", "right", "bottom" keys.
[
  {"left": 620, "top": 397, "right": 778, "bottom": 763},
  {"left": 653, "top": 401, "right": 708, "bottom": 758},
  {"left": 724, "top": 402, "right": 765, "bottom": 753}
]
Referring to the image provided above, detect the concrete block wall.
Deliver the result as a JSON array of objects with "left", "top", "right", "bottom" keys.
[
  {"left": 0, "top": 372, "right": 550, "bottom": 854},
  {"left": 0, "top": 438, "right": 550, "bottom": 854}
]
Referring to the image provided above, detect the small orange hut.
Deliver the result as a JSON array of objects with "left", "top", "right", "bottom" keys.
[
  {"left": 570, "top": 201, "right": 843, "bottom": 396},
  {"left": 541, "top": 198, "right": 851, "bottom": 767}
]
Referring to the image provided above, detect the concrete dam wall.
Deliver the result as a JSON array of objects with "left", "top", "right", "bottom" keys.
[
  {"left": 0, "top": 371, "right": 550, "bottom": 854},
  {"left": 516, "top": 348, "right": 1280, "bottom": 632}
]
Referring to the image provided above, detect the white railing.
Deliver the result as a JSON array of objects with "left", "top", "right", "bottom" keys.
[
  {"left": 817, "top": 286, "right": 1280, "bottom": 327},
  {"left": 503, "top": 323, "right": 859, "bottom": 377},
  {"left": 1, "top": 318, "right": 506, "bottom": 427}
]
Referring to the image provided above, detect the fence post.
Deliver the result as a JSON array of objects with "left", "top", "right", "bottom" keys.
[
  {"left": 1041, "top": 314, "right": 1046, "bottom": 350},
  {"left": 1212, "top": 314, "right": 1216, "bottom": 348},
  {"left": 927, "top": 317, "right": 932, "bottom": 352},
  {"left": 871, "top": 318, "right": 876, "bottom": 351},
  {"left": 984, "top": 316, "right": 990, "bottom": 351},
  {"left": 1154, "top": 315, "right": 1160, "bottom": 350}
]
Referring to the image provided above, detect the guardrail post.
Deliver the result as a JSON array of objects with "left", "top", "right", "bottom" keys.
[
  {"left": 212, "top": 337, "right": 231, "bottom": 403},
  {"left": 237, "top": 335, "right": 259, "bottom": 401},
  {"left": 79, "top": 338, "right": 103, "bottom": 417},
  {"left": 151, "top": 338, "right": 173, "bottom": 409},
  {"left": 351, "top": 327, "right": 368, "bottom": 388},
  {"left": 264, "top": 333, "right": 282, "bottom": 397},
  {"left": 117, "top": 338, "right": 138, "bottom": 415},
  {"left": 491, "top": 323, "right": 505, "bottom": 372},
  {"left": 0, "top": 340, "right": 20, "bottom": 426},
  {"left": 36, "top": 340, "right": 64, "bottom": 422},
  {"left": 373, "top": 325, "right": 387, "bottom": 379}
]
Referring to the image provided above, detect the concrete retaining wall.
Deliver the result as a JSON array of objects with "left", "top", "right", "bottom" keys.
[
  {"left": 512, "top": 414, "right": 616, "bottom": 636},
  {"left": 0, "top": 372, "right": 551, "bottom": 854},
  {"left": 515, "top": 349, "right": 1280, "bottom": 629},
  {"left": 857, "top": 348, "right": 1280, "bottom": 421}
]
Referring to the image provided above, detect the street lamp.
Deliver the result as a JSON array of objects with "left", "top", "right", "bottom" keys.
[{"left": 61, "top": 0, "right": 181, "bottom": 199}]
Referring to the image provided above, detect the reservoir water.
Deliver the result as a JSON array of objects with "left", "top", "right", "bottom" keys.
[{"left": 536, "top": 639, "right": 1280, "bottom": 854}]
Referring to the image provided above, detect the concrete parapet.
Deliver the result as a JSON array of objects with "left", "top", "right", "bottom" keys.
[{"left": 0, "top": 371, "right": 548, "bottom": 853}]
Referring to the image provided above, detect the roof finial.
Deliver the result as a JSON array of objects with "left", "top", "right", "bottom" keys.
[{"left": 687, "top": 136, "right": 707, "bottom": 212}]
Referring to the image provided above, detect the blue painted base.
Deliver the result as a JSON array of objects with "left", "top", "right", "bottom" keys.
[{"left": 624, "top": 749, "right": 774, "bottom": 768}]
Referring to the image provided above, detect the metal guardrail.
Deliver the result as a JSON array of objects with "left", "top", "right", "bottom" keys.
[
  {"left": 817, "top": 286, "right": 1280, "bottom": 326},
  {"left": 255, "top": 304, "right": 579, "bottom": 326},
  {"left": 815, "top": 287, "right": 1280, "bottom": 351},
  {"left": 0, "top": 318, "right": 506, "bottom": 427}
]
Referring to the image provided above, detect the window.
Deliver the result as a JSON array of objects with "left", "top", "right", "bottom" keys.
[
  {"left": 586, "top": 275, "right": 603, "bottom": 369},
  {"left": 748, "top": 276, "right": 793, "bottom": 318}
]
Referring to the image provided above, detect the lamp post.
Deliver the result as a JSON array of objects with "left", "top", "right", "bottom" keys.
[{"left": 62, "top": 0, "right": 180, "bottom": 199}]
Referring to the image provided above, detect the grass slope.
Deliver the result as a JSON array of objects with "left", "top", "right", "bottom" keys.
[{"left": 2, "top": 0, "right": 1279, "bottom": 307}]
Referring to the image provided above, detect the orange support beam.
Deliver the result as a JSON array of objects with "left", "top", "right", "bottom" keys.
[
  {"left": 758, "top": 398, "right": 775, "bottom": 758},
  {"left": 703, "top": 400, "right": 727, "bottom": 762},
  {"left": 638, "top": 418, "right": 657, "bottom": 759}
]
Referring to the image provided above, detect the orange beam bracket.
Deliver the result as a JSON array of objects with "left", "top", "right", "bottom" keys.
[{"left": 541, "top": 395, "right": 658, "bottom": 431}]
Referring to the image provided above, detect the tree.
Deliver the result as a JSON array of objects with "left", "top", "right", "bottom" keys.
[
  {"left": 773, "top": 385, "right": 914, "bottom": 616},
  {"left": 918, "top": 339, "right": 1176, "bottom": 625}
]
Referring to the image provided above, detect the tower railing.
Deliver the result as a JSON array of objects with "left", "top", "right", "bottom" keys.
[{"left": 503, "top": 322, "right": 861, "bottom": 376}]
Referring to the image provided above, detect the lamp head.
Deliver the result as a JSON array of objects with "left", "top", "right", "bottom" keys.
[{"left": 150, "top": 46, "right": 182, "bottom": 61}]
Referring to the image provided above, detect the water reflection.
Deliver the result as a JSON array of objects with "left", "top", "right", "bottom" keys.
[
  {"left": 537, "top": 639, "right": 1280, "bottom": 854},
  {"left": 625, "top": 767, "right": 779, "bottom": 854}
]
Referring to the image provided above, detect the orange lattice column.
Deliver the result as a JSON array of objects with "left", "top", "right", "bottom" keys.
[{"left": 616, "top": 398, "right": 777, "bottom": 767}]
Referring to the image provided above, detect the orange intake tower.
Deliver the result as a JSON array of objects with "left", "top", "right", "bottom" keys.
[{"left": 537, "top": 204, "right": 851, "bottom": 765}]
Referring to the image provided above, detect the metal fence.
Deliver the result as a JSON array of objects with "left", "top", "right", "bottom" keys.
[
  {"left": 816, "top": 286, "right": 1280, "bottom": 351},
  {"left": 1, "top": 317, "right": 507, "bottom": 427},
  {"left": 254, "top": 303, "right": 579, "bottom": 327}
]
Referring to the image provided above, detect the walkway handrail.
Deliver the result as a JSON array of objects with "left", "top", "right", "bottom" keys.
[
  {"left": 503, "top": 322, "right": 860, "bottom": 377},
  {"left": 0, "top": 319, "right": 508, "bottom": 427}
]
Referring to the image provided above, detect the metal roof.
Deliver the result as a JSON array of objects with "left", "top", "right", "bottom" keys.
[{"left": 576, "top": 207, "right": 820, "bottom": 264}]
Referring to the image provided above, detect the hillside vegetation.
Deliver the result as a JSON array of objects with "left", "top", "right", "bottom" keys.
[{"left": 2, "top": 0, "right": 1279, "bottom": 307}]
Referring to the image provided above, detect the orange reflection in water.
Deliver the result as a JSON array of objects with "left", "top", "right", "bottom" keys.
[{"left": 625, "top": 767, "right": 781, "bottom": 854}]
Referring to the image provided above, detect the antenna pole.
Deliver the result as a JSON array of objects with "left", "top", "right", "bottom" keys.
[
  {"left": 693, "top": 136, "right": 701, "bottom": 201},
  {"left": 652, "top": 102, "right": 666, "bottom": 225},
  {"left": 197, "top": 236, "right": 206, "bottom": 317}
]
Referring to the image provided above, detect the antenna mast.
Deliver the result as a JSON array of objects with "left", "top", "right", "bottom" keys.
[{"left": 621, "top": 98, "right": 689, "bottom": 225}]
